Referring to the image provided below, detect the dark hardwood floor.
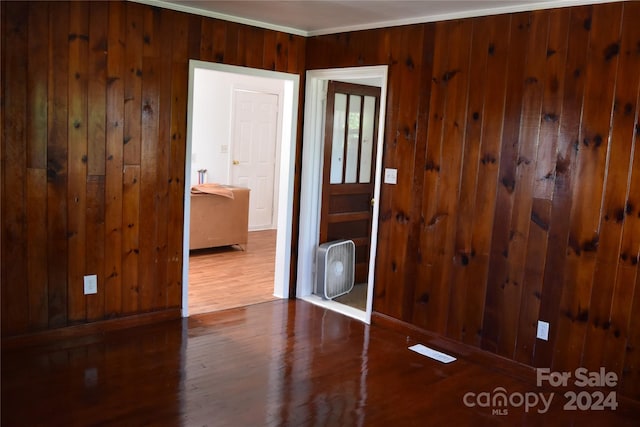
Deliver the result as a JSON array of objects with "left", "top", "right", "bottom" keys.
[{"left": 2, "top": 300, "right": 639, "bottom": 426}]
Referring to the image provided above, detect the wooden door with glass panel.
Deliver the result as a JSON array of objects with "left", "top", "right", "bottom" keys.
[{"left": 320, "top": 81, "right": 381, "bottom": 285}]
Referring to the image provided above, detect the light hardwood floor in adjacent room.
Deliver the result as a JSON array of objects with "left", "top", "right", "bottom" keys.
[{"left": 188, "top": 230, "right": 278, "bottom": 314}]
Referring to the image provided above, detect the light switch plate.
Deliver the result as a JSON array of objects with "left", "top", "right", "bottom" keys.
[
  {"left": 384, "top": 168, "right": 397, "bottom": 184},
  {"left": 537, "top": 320, "right": 549, "bottom": 341}
]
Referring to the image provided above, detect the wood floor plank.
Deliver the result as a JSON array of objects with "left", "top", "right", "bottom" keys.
[
  {"left": 188, "top": 230, "right": 279, "bottom": 314},
  {"left": 2, "top": 300, "right": 639, "bottom": 426}
]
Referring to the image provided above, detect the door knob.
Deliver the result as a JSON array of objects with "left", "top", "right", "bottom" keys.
[{"left": 233, "top": 160, "right": 239, "bottom": 165}]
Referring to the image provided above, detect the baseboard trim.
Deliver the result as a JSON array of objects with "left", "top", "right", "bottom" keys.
[{"left": 1, "top": 309, "right": 182, "bottom": 351}]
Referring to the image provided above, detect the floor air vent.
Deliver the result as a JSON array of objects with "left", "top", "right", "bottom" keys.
[{"left": 316, "top": 240, "right": 355, "bottom": 300}]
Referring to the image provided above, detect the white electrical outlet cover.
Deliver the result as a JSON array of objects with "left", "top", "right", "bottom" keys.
[
  {"left": 84, "top": 275, "right": 98, "bottom": 295},
  {"left": 537, "top": 320, "right": 549, "bottom": 340}
]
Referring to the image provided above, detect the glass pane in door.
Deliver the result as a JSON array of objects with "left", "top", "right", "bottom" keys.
[
  {"left": 345, "top": 95, "right": 361, "bottom": 184},
  {"left": 330, "top": 93, "right": 347, "bottom": 184},
  {"left": 359, "top": 96, "right": 376, "bottom": 183}
]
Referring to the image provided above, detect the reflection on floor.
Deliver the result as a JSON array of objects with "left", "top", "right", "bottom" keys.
[
  {"left": 334, "top": 283, "right": 367, "bottom": 311},
  {"left": 188, "top": 230, "right": 277, "bottom": 315}
]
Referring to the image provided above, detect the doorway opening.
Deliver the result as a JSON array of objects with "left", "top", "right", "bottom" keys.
[
  {"left": 182, "top": 60, "right": 299, "bottom": 317},
  {"left": 297, "top": 66, "right": 389, "bottom": 324}
]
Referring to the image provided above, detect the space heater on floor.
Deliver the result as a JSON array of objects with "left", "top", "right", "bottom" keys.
[{"left": 315, "top": 239, "right": 355, "bottom": 300}]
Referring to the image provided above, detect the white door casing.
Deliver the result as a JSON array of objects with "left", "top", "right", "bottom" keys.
[
  {"left": 297, "top": 66, "right": 388, "bottom": 325},
  {"left": 231, "top": 90, "right": 279, "bottom": 230},
  {"left": 183, "top": 60, "right": 299, "bottom": 317}
]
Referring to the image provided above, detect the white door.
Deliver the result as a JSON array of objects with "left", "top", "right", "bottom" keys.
[{"left": 231, "top": 90, "right": 279, "bottom": 230}]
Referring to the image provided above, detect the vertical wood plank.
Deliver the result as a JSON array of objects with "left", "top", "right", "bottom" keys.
[
  {"left": 401, "top": 24, "right": 434, "bottom": 325},
  {"left": 550, "top": 3, "right": 622, "bottom": 371},
  {"left": 87, "top": 1, "right": 107, "bottom": 177},
  {"left": 104, "top": 1, "right": 125, "bottom": 317},
  {"left": 263, "top": 30, "right": 277, "bottom": 71},
  {"left": 446, "top": 16, "right": 490, "bottom": 342},
  {"left": 421, "top": 19, "right": 473, "bottom": 334},
  {"left": 242, "top": 26, "right": 264, "bottom": 68},
  {"left": 212, "top": 19, "right": 226, "bottom": 63},
  {"left": 166, "top": 11, "right": 189, "bottom": 309},
  {"left": 482, "top": 12, "right": 532, "bottom": 354},
  {"left": 187, "top": 14, "right": 202, "bottom": 61},
  {"left": 124, "top": 1, "right": 143, "bottom": 167},
  {"left": 373, "top": 26, "right": 424, "bottom": 321},
  {"left": 86, "top": 1, "right": 107, "bottom": 320},
  {"left": 499, "top": 10, "right": 549, "bottom": 358},
  {"left": 199, "top": 17, "right": 214, "bottom": 62},
  {"left": 86, "top": 176, "right": 105, "bottom": 321},
  {"left": 224, "top": 21, "right": 239, "bottom": 66},
  {"left": 585, "top": 1, "right": 640, "bottom": 372},
  {"left": 67, "top": 0, "right": 89, "bottom": 324},
  {"left": 138, "top": 5, "right": 160, "bottom": 312},
  {"left": 618, "top": 5, "right": 640, "bottom": 392},
  {"left": 47, "top": 1, "right": 70, "bottom": 329},
  {"left": 274, "top": 32, "right": 289, "bottom": 72},
  {"left": 515, "top": 8, "right": 571, "bottom": 365},
  {"left": 2, "top": 1, "right": 29, "bottom": 334},
  {"left": 534, "top": 5, "right": 592, "bottom": 369},
  {"left": 151, "top": 8, "right": 174, "bottom": 310},
  {"left": 27, "top": 2, "right": 49, "bottom": 170},
  {"left": 26, "top": 168, "right": 49, "bottom": 330},
  {"left": 121, "top": 165, "right": 140, "bottom": 314},
  {"left": 412, "top": 21, "right": 449, "bottom": 328},
  {"left": 462, "top": 14, "right": 511, "bottom": 348},
  {"left": 26, "top": 1, "right": 50, "bottom": 330}
]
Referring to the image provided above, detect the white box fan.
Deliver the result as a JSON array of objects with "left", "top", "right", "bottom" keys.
[{"left": 316, "top": 239, "right": 355, "bottom": 300}]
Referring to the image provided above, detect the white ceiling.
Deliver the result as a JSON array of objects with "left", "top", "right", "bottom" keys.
[{"left": 134, "top": 0, "right": 618, "bottom": 37}]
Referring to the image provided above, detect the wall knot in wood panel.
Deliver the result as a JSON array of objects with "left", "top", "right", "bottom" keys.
[
  {"left": 530, "top": 210, "right": 550, "bottom": 231},
  {"left": 418, "top": 292, "right": 429, "bottom": 304},
  {"left": 582, "top": 133, "right": 604, "bottom": 148},
  {"left": 426, "top": 212, "right": 447, "bottom": 227},
  {"left": 68, "top": 33, "right": 89, "bottom": 42},
  {"left": 442, "top": 69, "right": 459, "bottom": 82},
  {"left": 501, "top": 176, "right": 516, "bottom": 193},
  {"left": 395, "top": 211, "right": 410, "bottom": 224},
  {"left": 480, "top": 153, "right": 497, "bottom": 165},
  {"left": 604, "top": 42, "right": 621, "bottom": 61},
  {"left": 405, "top": 56, "right": 415, "bottom": 70},
  {"left": 563, "top": 307, "right": 589, "bottom": 323},
  {"left": 425, "top": 160, "right": 440, "bottom": 172}
]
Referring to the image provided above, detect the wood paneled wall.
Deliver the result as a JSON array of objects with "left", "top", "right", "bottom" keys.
[
  {"left": 1, "top": 1, "right": 305, "bottom": 335},
  {"left": 307, "top": 2, "right": 640, "bottom": 400}
]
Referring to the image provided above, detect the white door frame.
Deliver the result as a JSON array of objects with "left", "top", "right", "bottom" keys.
[
  {"left": 182, "top": 60, "right": 299, "bottom": 317},
  {"left": 297, "top": 65, "right": 388, "bottom": 324}
]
